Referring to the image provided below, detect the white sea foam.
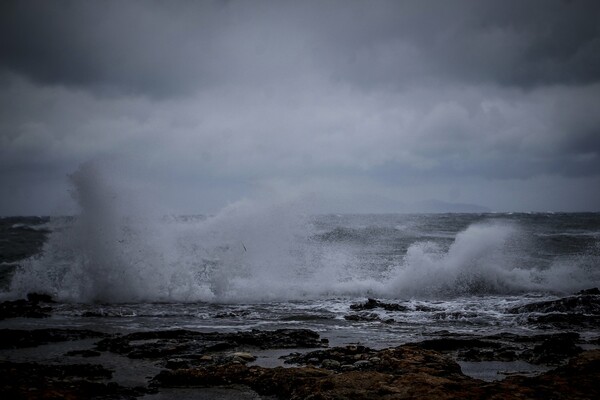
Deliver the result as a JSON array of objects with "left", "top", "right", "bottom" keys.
[
  {"left": 8, "top": 163, "right": 600, "bottom": 303},
  {"left": 382, "top": 223, "right": 534, "bottom": 297}
]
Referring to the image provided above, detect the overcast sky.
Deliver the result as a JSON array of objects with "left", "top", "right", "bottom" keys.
[{"left": 1, "top": 0, "right": 600, "bottom": 215}]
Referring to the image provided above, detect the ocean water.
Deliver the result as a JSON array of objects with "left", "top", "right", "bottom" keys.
[
  {"left": 1, "top": 166, "right": 600, "bottom": 350},
  {"left": 1, "top": 212, "right": 600, "bottom": 346}
]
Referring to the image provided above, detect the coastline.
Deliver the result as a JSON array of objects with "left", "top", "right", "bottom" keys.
[{"left": 2, "top": 291, "right": 599, "bottom": 399}]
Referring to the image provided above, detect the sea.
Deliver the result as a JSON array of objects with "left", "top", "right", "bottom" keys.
[{"left": 2, "top": 207, "right": 600, "bottom": 351}]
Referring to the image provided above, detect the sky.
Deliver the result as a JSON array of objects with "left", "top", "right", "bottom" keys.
[{"left": 1, "top": 0, "right": 600, "bottom": 215}]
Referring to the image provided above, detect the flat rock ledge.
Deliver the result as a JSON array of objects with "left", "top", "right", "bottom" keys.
[
  {"left": 154, "top": 346, "right": 600, "bottom": 400},
  {"left": 95, "top": 328, "right": 328, "bottom": 362},
  {"left": 0, "top": 361, "right": 153, "bottom": 400}
]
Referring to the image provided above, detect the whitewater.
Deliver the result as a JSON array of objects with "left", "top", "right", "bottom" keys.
[{"left": 6, "top": 164, "right": 600, "bottom": 304}]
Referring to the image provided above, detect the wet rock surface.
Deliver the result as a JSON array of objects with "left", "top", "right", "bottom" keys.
[
  {"left": 3, "top": 290, "right": 600, "bottom": 399},
  {"left": 506, "top": 288, "right": 600, "bottom": 329},
  {"left": 414, "top": 332, "right": 584, "bottom": 365},
  {"left": 96, "top": 328, "right": 327, "bottom": 362},
  {"left": 507, "top": 288, "right": 600, "bottom": 315},
  {"left": 344, "top": 312, "right": 395, "bottom": 323},
  {"left": 349, "top": 298, "right": 409, "bottom": 312},
  {"left": 154, "top": 346, "right": 600, "bottom": 400},
  {"left": 0, "top": 361, "right": 152, "bottom": 399},
  {"left": 153, "top": 345, "right": 471, "bottom": 399},
  {"left": 0, "top": 328, "right": 108, "bottom": 349},
  {"left": 344, "top": 298, "right": 411, "bottom": 323},
  {"left": 0, "top": 293, "right": 54, "bottom": 320}
]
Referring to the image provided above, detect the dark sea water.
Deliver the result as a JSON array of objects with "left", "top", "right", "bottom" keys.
[{"left": 1, "top": 211, "right": 599, "bottom": 350}]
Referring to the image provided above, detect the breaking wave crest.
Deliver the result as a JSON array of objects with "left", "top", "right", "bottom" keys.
[{"left": 8, "top": 163, "right": 600, "bottom": 302}]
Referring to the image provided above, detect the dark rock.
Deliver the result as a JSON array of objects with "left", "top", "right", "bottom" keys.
[
  {"left": 0, "top": 297, "right": 53, "bottom": 320},
  {"left": 65, "top": 349, "right": 102, "bottom": 358},
  {"left": 484, "top": 331, "right": 580, "bottom": 343},
  {"left": 344, "top": 312, "right": 394, "bottom": 323},
  {"left": 353, "top": 359, "right": 371, "bottom": 369},
  {"left": 576, "top": 287, "right": 600, "bottom": 296},
  {"left": 165, "top": 358, "right": 191, "bottom": 369},
  {"left": 522, "top": 335, "right": 583, "bottom": 364},
  {"left": 507, "top": 293, "right": 600, "bottom": 314},
  {"left": 349, "top": 298, "right": 409, "bottom": 312},
  {"left": 283, "top": 344, "right": 379, "bottom": 370},
  {"left": 321, "top": 359, "right": 341, "bottom": 369},
  {"left": 0, "top": 328, "right": 108, "bottom": 349},
  {"left": 154, "top": 345, "right": 468, "bottom": 399},
  {"left": 0, "top": 360, "right": 153, "bottom": 399},
  {"left": 495, "top": 350, "right": 600, "bottom": 400},
  {"left": 527, "top": 313, "right": 600, "bottom": 329},
  {"left": 414, "top": 332, "right": 584, "bottom": 364},
  {"left": 0, "top": 361, "right": 112, "bottom": 380},
  {"left": 96, "top": 328, "right": 327, "bottom": 361},
  {"left": 153, "top": 347, "right": 600, "bottom": 399},
  {"left": 26, "top": 292, "right": 55, "bottom": 303}
]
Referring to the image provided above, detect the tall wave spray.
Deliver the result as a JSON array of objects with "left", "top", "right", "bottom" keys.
[
  {"left": 10, "top": 163, "right": 328, "bottom": 302},
  {"left": 9, "top": 163, "right": 600, "bottom": 302},
  {"left": 10, "top": 163, "right": 203, "bottom": 302},
  {"left": 384, "top": 223, "right": 535, "bottom": 297}
]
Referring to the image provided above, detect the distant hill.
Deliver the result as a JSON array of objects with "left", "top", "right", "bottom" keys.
[
  {"left": 409, "top": 199, "right": 491, "bottom": 213},
  {"left": 316, "top": 194, "right": 491, "bottom": 213}
]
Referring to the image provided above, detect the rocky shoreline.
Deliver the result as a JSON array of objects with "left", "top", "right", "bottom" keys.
[{"left": 1, "top": 290, "right": 600, "bottom": 399}]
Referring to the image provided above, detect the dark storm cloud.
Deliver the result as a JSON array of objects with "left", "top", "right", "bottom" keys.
[
  {"left": 311, "top": 0, "right": 600, "bottom": 90},
  {"left": 0, "top": 0, "right": 230, "bottom": 96},
  {"left": 1, "top": 0, "right": 599, "bottom": 97}
]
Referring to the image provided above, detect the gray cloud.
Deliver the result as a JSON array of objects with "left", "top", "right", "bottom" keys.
[
  {"left": 1, "top": 0, "right": 600, "bottom": 214},
  {"left": 2, "top": 1, "right": 599, "bottom": 96}
]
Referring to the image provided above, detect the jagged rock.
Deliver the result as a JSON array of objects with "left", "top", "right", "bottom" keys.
[
  {"left": 415, "top": 332, "right": 584, "bottom": 365},
  {"left": 0, "top": 293, "right": 55, "bottom": 320},
  {"left": 283, "top": 344, "right": 378, "bottom": 371},
  {"left": 232, "top": 352, "right": 256, "bottom": 362},
  {"left": 26, "top": 292, "right": 55, "bottom": 303},
  {"left": 507, "top": 292, "right": 600, "bottom": 314},
  {"left": 321, "top": 359, "right": 341, "bottom": 369},
  {"left": 350, "top": 298, "right": 409, "bottom": 312},
  {"left": 506, "top": 290, "right": 600, "bottom": 329},
  {"left": 576, "top": 287, "right": 600, "bottom": 296},
  {"left": 522, "top": 335, "right": 583, "bottom": 364},
  {"left": 353, "top": 359, "right": 371, "bottom": 369}
]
